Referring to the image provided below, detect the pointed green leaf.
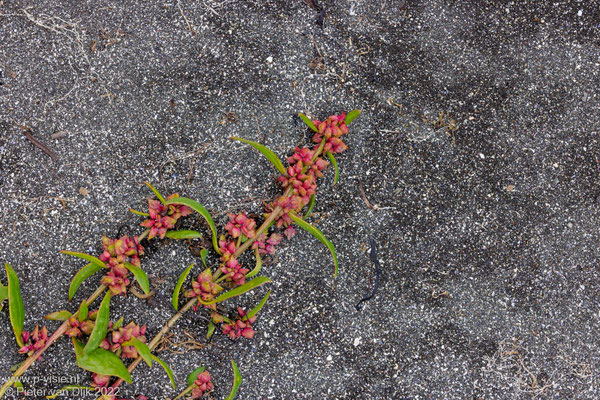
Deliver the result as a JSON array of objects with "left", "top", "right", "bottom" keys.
[
  {"left": 199, "top": 277, "right": 271, "bottom": 305},
  {"left": 61, "top": 251, "right": 106, "bottom": 269},
  {"left": 231, "top": 137, "right": 287, "bottom": 175},
  {"left": 187, "top": 366, "right": 206, "bottom": 387},
  {"left": 129, "top": 208, "right": 150, "bottom": 217},
  {"left": 326, "top": 152, "right": 339, "bottom": 184},
  {"left": 200, "top": 248, "right": 208, "bottom": 268},
  {"left": 289, "top": 213, "right": 339, "bottom": 277},
  {"left": 304, "top": 194, "right": 316, "bottom": 219},
  {"left": 245, "top": 249, "right": 262, "bottom": 279},
  {"left": 0, "top": 282, "right": 7, "bottom": 301},
  {"left": 122, "top": 337, "right": 152, "bottom": 367},
  {"left": 165, "top": 197, "right": 220, "bottom": 255},
  {"left": 112, "top": 316, "right": 124, "bottom": 331},
  {"left": 247, "top": 290, "right": 271, "bottom": 319},
  {"left": 298, "top": 113, "right": 319, "bottom": 133},
  {"left": 74, "top": 339, "right": 131, "bottom": 383},
  {"left": 84, "top": 291, "right": 111, "bottom": 354},
  {"left": 165, "top": 230, "right": 203, "bottom": 240},
  {"left": 144, "top": 181, "right": 166, "bottom": 204},
  {"left": 172, "top": 263, "right": 194, "bottom": 311},
  {"left": 151, "top": 355, "right": 176, "bottom": 390},
  {"left": 68, "top": 263, "right": 104, "bottom": 301},
  {"left": 45, "top": 310, "right": 72, "bottom": 321},
  {"left": 124, "top": 262, "right": 150, "bottom": 295},
  {"left": 225, "top": 360, "right": 242, "bottom": 400},
  {"left": 6, "top": 264, "right": 24, "bottom": 347},
  {"left": 78, "top": 300, "right": 88, "bottom": 322},
  {"left": 345, "top": 109, "right": 361, "bottom": 125},
  {"left": 46, "top": 386, "right": 96, "bottom": 399},
  {"left": 206, "top": 322, "right": 216, "bottom": 339}
]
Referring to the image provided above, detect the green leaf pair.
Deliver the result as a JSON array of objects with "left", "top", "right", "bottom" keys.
[
  {"left": 164, "top": 197, "right": 220, "bottom": 255},
  {"left": 64, "top": 252, "right": 151, "bottom": 301},
  {"left": 62, "top": 251, "right": 107, "bottom": 301},
  {"left": 298, "top": 109, "right": 361, "bottom": 132}
]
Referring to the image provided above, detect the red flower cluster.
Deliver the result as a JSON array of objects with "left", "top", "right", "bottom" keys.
[
  {"left": 140, "top": 194, "right": 192, "bottom": 239},
  {"left": 191, "top": 371, "right": 213, "bottom": 398},
  {"left": 268, "top": 144, "right": 328, "bottom": 229},
  {"left": 99, "top": 396, "right": 147, "bottom": 400},
  {"left": 65, "top": 312, "right": 95, "bottom": 338},
  {"left": 185, "top": 268, "right": 224, "bottom": 311},
  {"left": 217, "top": 213, "right": 259, "bottom": 287},
  {"left": 221, "top": 307, "right": 256, "bottom": 340},
  {"left": 92, "top": 321, "right": 147, "bottom": 388},
  {"left": 18, "top": 326, "right": 48, "bottom": 356},
  {"left": 252, "top": 232, "right": 283, "bottom": 255},
  {"left": 99, "top": 235, "right": 143, "bottom": 296},
  {"left": 100, "top": 322, "right": 148, "bottom": 359},
  {"left": 220, "top": 258, "right": 250, "bottom": 286},
  {"left": 225, "top": 212, "right": 256, "bottom": 239},
  {"left": 311, "top": 112, "right": 350, "bottom": 154}
]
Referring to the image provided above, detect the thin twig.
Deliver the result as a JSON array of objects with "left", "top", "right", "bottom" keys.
[
  {"left": 358, "top": 181, "right": 376, "bottom": 210},
  {"left": 177, "top": 0, "right": 196, "bottom": 35},
  {"left": 21, "top": 128, "right": 58, "bottom": 161}
]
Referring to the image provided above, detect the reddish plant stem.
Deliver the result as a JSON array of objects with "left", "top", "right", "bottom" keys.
[
  {"left": 104, "top": 297, "right": 199, "bottom": 395},
  {"left": 0, "top": 229, "right": 151, "bottom": 399},
  {"left": 232, "top": 139, "right": 326, "bottom": 258},
  {"left": 0, "top": 285, "right": 108, "bottom": 398},
  {"left": 101, "top": 140, "right": 329, "bottom": 395}
]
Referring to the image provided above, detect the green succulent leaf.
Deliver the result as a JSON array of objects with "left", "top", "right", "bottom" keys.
[
  {"left": 83, "top": 291, "right": 111, "bottom": 354},
  {"left": 68, "top": 263, "right": 104, "bottom": 301},
  {"left": 73, "top": 338, "right": 131, "bottom": 383},
  {"left": 122, "top": 337, "right": 152, "bottom": 367},
  {"left": 45, "top": 310, "right": 73, "bottom": 321},
  {"left": 206, "top": 322, "right": 216, "bottom": 339},
  {"left": 298, "top": 113, "right": 319, "bottom": 133},
  {"left": 165, "top": 197, "right": 220, "bottom": 255},
  {"left": 345, "top": 109, "right": 361, "bottom": 125},
  {"left": 187, "top": 366, "right": 206, "bottom": 387},
  {"left": 165, "top": 230, "right": 203, "bottom": 240},
  {"left": 124, "top": 262, "right": 150, "bottom": 295},
  {"left": 199, "top": 277, "right": 271, "bottom": 305},
  {"left": 144, "top": 181, "right": 166, "bottom": 204},
  {"left": 77, "top": 300, "right": 88, "bottom": 322},
  {"left": 129, "top": 208, "right": 150, "bottom": 217},
  {"left": 288, "top": 213, "right": 339, "bottom": 277},
  {"left": 151, "top": 355, "right": 176, "bottom": 390},
  {"left": 200, "top": 248, "right": 208, "bottom": 268},
  {"left": 303, "top": 194, "right": 316, "bottom": 219},
  {"left": 6, "top": 264, "right": 24, "bottom": 348},
  {"left": 46, "top": 386, "right": 96, "bottom": 399},
  {"left": 247, "top": 290, "right": 271, "bottom": 319},
  {"left": 230, "top": 137, "right": 287, "bottom": 175},
  {"left": 245, "top": 248, "right": 262, "bottom": 279},
  {"left": 326, "top": 152, "right": 339, "bottom": 184},
  {"left": 225, "top": 360, "right": 242, "bottom": 400},
  {"left": 172, "top": 263, "right": 194, "bottom": 311}
]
